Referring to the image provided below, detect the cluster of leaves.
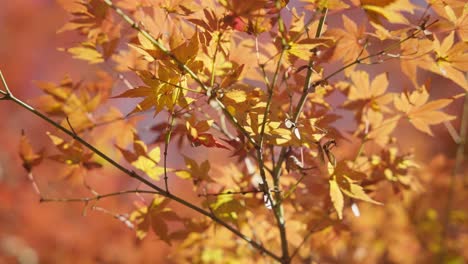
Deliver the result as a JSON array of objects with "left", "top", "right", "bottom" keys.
[{"left": 4, "top": 0, "right": 467, "bottom": 263}]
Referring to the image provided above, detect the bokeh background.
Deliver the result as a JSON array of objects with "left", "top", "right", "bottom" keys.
[
  {"left": 0, "top": 0, "right": 466, "bottom": 263},
  {"left": 0, "top": 0, "right": 171, "bottom": 262}
]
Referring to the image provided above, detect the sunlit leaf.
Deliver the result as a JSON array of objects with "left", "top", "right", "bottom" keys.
[
  {"left": 394, "top": 87, "right": 456, "bottom": 135},
  {"left": 19, "top": 131, "right": 43, "bottom": 172},
  {"left": 329, "top": 177, "right": 344, "bottom": 219},
  {"left": 67, "top": 45, "right": 104, "bottom": 64}
]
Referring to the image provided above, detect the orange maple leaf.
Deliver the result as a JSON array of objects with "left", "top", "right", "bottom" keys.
[
  {"left": 430, "top": 0, "right": 468, "bottom": 41},
  {"left": 393, "top": 86, "right": 456, "bottom": 135},
  {"left": 429, "top": 32, "right": 468, "bottom": 91},
  {"left": 326, "top": 15, "right": 368, "bottom": 68}
]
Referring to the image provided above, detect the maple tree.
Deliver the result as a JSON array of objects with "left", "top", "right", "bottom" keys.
[{"left": 0, "top": 0, "right": 467, "bottom": 263}]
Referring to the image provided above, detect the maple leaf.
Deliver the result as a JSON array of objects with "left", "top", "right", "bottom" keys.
[
  {"left": 429, "top": 32, "right": 468, "bottom": 91},
  {"left": 93, "top": 106, "right": 139, "bottom": 148},
  {"left": 132, "top": 147, "right": 165, "bottom": 181},
  {"left": 219, "top": 64, "right": 245, "bottom": 89},
  {"left": 47, "top": 132, "right": 94, "bottom": 166},
  {"left": 19, "top": 131, "right": 43, "bottom": 172},
  {"left": 57, "top": 0, "right": 121, "bottom": 63},
  {"left": 430, "top": 0, "right": 468, "bottom": 41},
  {"left": 130, "top": 197, "right": 182, "bottom": 244},
  {"left": 218, "top": 86, "right": 266, "bottom": 125},
  {"left": 46, "top": 132, "right": 101, "bottom": 185},
  {"left": 118, "top": 134, "right": 165, "bottom": 181},
  {"left": 66, "top": 44, "right": 104, "bottom": 64},
  {"left": 370, "top": 147, "right": 419, "bottom": 189},
  {"left": 338, "top": 71, "right": 398, "bottom": 144},
  {"left": 151, "top": 122, "right": 187, "bottom": 148},
  {"left": 33, "top": 75, "right": 74, "bottom": 115},
  {"left": 354, "top": 0, "right": 418, "bottom": 24},
  {"left": 301, "top": 0, "right": 350, "bottom": 10},
  {"left": 188, "top": 8, "right": 221, "bottom": 33},
  {"left": 115, "top": 0, "right": 152, "bottom": 11},
  {"left": 112, "top": 48, "right": 149, "bottom": 72},
  {"left": 399, "top": 37, "right": 435, "bottom": 88},
  {"left": 219, "top": 0, "right": 281, "bottom": 34},
  {"left": 340, "top": 71, "right": 394, "bottom": 122},
  {"left": 286, "top": 38, "right": 335, "bottom": 62},
  {"left": 113, "top": 70, "right": 193, "bottom": 115},
  {"left": 401, "top": 32, "right": 467, "bottom": 91},
  {"left": 57, "top": 0, "right": 108, "bottom": 34},
  {"left": 365, "top": 112, "right": 400, "bottom": 147},
  {"left": 175, "top": 155, "right": 213, "bottom": 185},
  {"left": 203, "top": 191, "right": 245, "bottom": 225},
  {"left": 326, "top": 15, "right": 368, "bottom": 67},
  {"left": 219, "top": 0, "right": 272, "bottom": 17},
  {"left": 33, "top": 72, "right": 114, "bottom": 133},
  {"left": 221, "top": 132, "right": 255, "bottom": 162},
  {"left": 329, "top": 177, "right": 344, "bottom": 219},
  {"left": 393, "top": 86, "right": 456, "bottom": 136},
  {"left": 159, "top": 0, "right": 201, "bottom": 16},
  {"left": 185, "top": 118, "right": 229, "bottom": 149},
  {"left": 328, "top": 161, "right": 382, "bottom": 219},
  {"left": 196, "top": 31, "right": 235, "bottom": 80}
]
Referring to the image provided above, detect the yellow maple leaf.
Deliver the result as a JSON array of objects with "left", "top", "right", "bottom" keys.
[
  {"left": 358, "top": 0, "right": 418, "bottom": 24},
  {"left": 341, "top": 71, "right": 395, "bottom": 132},
  {"left": 301, "top": 0, "right": 350, "bottom": 10},
  {"left": 329, "top": 177, "right": 344, "bottom": 219},
  {"left": 430, "top": 32, "right": 468, "bottom": 91},
  {"left": 67, "top": 45, "right": 104, "bottom": 64},
  {"left": 131, "top": 147, "right": 165, "bottom": 180}
]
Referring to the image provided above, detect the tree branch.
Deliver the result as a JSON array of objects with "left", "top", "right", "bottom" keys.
[{"left": 0, "top": 70, "right": 282, "bottom": 263}]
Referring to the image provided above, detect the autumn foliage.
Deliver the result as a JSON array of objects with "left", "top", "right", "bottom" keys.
[{"left": 0, "top": 0, "right": 467, "bottom": 263}]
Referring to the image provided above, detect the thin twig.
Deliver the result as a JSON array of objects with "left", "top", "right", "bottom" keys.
[
  {"left": 199, "top": 189, "right": 269, "bottom": 197},
  {"left": 0, "top": 70, "right": 12, "bottom": 95},
  {"left": 27, "top": 172, "right": 41, "bottom": 196},
  {"left": 66, "top": 117, "right": 77, "bottom": 135},
  {"left": 40, "top": 189, "right": 160, "bottom": 203},
  {"left": 92, "top": 205, "right": 134, "bottom": 229},
  {"left": 163, "top": 87, "right": 180, "bottom": 193}
]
